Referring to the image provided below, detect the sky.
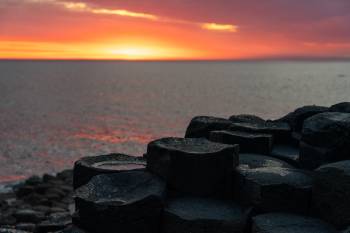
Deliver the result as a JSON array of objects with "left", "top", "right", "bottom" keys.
[{"left": 1, "top": 0, "right": 350, "bottom": 60}]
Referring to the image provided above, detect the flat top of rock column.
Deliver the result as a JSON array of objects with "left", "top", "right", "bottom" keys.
[
  {"left": 230, "top": 121, "right": 290, "bottom": 131},
  {"left": 316, "top": 160, "right": 350, "bottom": 176},
  {"left": 76, "top": 153, "right": 145, "bottom": 171},
  {"left": 190, "top": 116, "right": 232, "bottom": 124},
  {"left": 150, "top": 137, "right": 236, "bottom": 154},
  {"left": 271, "top": 145, "right": 299, "bottom": 161},
  {"left": 239, "top": 153, "right": 294, "bottom": 169},
  {"left": 165, "top": 197, "right": 243, "bottom": 222},
  {"left": 237, "top": 166, "right": 312, "bottom": 187},
  {"left": 75, "top": 171, "right": 165, "bottom": 205},
  {"left": 253, "top": 213, "right": 337, "bottom": 233},
  {"left": 211, "top": 130, "right": 272, "bottom": 138}
]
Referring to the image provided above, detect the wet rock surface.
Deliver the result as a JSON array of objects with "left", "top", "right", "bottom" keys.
[
  {"left": 229, "top": 114, "right": 265, "bottom": 124},
  {"left": 239, "top": 153, "right": 294, "bottom": 169},
  {"left": 235, "top": 166, "right": 312, "bottom": 214},
  {"left": 252, "top": 213, "right": 337, "bottom": 233},
  {"left": 300, "top": 112, "right": 350, "bottom": 168},
  {"left": 312, "top": 160, "right": 350, "bottom": 229},
  {"left": 163, "top": 198, "right": 246, "bottom": 233},
  {"left": 329, "top": 102, "right": 350, "bottom": 113},
  {"left": 75, "top": 171, "right": 165, "bottom": 233},
  {"left": 270, "top": 144, "right": 300, "bottom": 167},
  {"left": 210, "top": 131, "right": 273, "bottom": 155},
  {"left": 0, "top": 170, "right": 73, "bottom": 233},
  {"left": 276, "top": 105, "right": 329, "bottom": 132},
  {"left": 2, "top": 103, "right": 350, "bottom": 233},
  {"left": 73, "top": 153, "right": 145, "bottom": 189},
  {"left": 146, "top": 137, "right": 238, "bottom": 197},
  {"left": 229, "top": 121, "right": 291, "bottom": 143},
  {"left": 185, "top": 116, "right": 233, "bottom": 139}
]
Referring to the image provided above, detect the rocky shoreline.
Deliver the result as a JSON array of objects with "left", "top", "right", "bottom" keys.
[{"left": 1, "top": 102, "right": 350, "bottom": 232}]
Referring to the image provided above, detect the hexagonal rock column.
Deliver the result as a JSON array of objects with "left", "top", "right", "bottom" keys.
[
  {"left": 329, "top": 102, "right": 350, "bottom": 113},
  {"left": 185, "top": 116, "right": 232, "bottom": 139},
  {"left": 210, "top": 130, "right": 273, "bottom": 155},
  {"left": 75, "top": 171, "right": 165, "bottom": 233},
  {"left": 234, "top": 166, "right": 312, "bottom": 214},
  {"left": 73, "top": 153, "right": 145, "bottom": 189},
  {"left": 275, "top": 105, "right": 329, "bottom": 132},
  {"left": 312, "top": 160, "right": 350, "bottom": 229},
  {"left": 229, "top": 121, "right": 291, "bottom": 143},
  {"left": 239, "top": 153, "right": 294, "bottom": 169},
  {"left": 252, "top": 213, "right": 337, "bottom": 233},
  {"left": 300, "top": 112, "right": 350, "bottom": 169},
  {"left": 270, "top": 144, "right": 300, "bottom": 167},
  {"left": 229, "top": 114, "right": 265, "bottom": 124},
  {"left": 146, "top": 137, "right": 238, "bottom": 197},
  {"left": 163, "top": 198, "right": 247, "bottom": 233}
]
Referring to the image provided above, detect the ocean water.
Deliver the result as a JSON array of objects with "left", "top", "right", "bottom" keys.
[{"left": 0, "top": 60, "right": 350, "bottom": 183}]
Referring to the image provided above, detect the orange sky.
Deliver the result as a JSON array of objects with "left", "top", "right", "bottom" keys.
[{"left": 1, "top": 0, "right": 350, "bottom": 60}]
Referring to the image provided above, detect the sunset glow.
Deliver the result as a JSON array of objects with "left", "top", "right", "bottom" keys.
[{"left": 1, "top": 0, "right": 350, "bottom": 60}]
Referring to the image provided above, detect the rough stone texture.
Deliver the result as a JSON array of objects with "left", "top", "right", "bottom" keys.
[
  {"left": 185, "top": 116, "right": 232, "bottom": 139},
  {"left": 73, "top": 153, "right": 145, "bottom": 189},
  {"left": 300, "top": 112, "right": 350, "bottom": 169},
  {"left": 276, "top": 105, "right": 329, "bottom": 132},
  {"left": 229, "top": 121, "right": 291, "bottom": 143},
  {"left": 54, "top": 225, "right": 88, "bottom": 233},
  {"left": 229, "top": 114, "right": 265, "bottom": 124},
  {"left": 146, "top": 137, "right": 238, "bottom": 197},
  {"left": 36, "top": 212, "right": 71, "bottom": 233},
  {"left": 252, "top": 213, "right": 337, "bottom": 233},
  {"left": 0, "top": 229, "right": 30, "bottom": 233},
  {"left": 271, "top": 144, "right": 300, "bottom": 167},
  {"left": 235, "top": 166, "right": 312, "bottom": 214},
  {"left": 75, "top": 171, "right": 165, "bottom": 233},
  {"left": 329, "top": 102, "right": 350, "bottom": 113},
  {"left": 312, "top": 160, "right": 350, "bottom": 229},
  {"left": 210, "top": 130, "right": 273, "bottom": 155},
  {"left": 13, "top": 209, "right": 45, "bottom": 223},
  {"left": 163, "top": 198, "right": 246, "bottom": 233},
  {"left": 239, "top": 153, "right": 293, "bottom": 169}
]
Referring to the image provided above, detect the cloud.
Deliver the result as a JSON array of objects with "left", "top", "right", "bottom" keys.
[
  {"left": 23, "top": 0, "right": 237, "bottom": 32},
  {"left": 201, "top": 23, "right": 238, "bottom": 32}
]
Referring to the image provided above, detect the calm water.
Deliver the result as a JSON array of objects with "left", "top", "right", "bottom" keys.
[{"left": 0, "top": 60, "right": 350, "bottom": 182}]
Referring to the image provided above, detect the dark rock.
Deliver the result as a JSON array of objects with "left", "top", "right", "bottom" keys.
[
  {"left": 56, "top": 170, "right": 73, "bottom": 183},
  {"left": 185, "top": 116, "right": 232, "bottom": 139},
  {"left": 13, "top": 209, "right": 45, "bottom": 223},
  {"left": 210, "top": 130, "right": 273, "bottom": 155},
  {"left": 229, "top": 121, "right": 291, "bottom": 143},
  {"left": 0, "top": 228, "right": 30, "bottom": 233},
  {"left": 252, "top": 213, "right": 337, "bottom": 233},
  {"left": 53, "top": 225, "right": 88, "bottom": 233},
  {"left": 163, "top": 198, "right": 246, "bottom": 233},
  {"left": 24, "top": 176, "right": 42, "bottom": 186},
  {"left": 312, "top": 160, "right": 350, "bottom": 229},
  {"left": 300, "top": 112, "right": 350, "bottom": 168},
  {"left": 276, "top": 105, "right": 329, "bottom": 132},
  {"left": 235, "top": 166, "right": 312, "bottom": 214},
  {"left": 36, "top": 212, "right": 71, "bottom": 233},
  {"left": 22, "top": 193, "right": 49, "bottom": 206},
  {"left": 15, "top": 186, "right": 35, "bottom": 199},
  {"left": 75, "top": 171, "right": 165, "bottom": 233},
  {"left": 329, "top": 102, "right": 350, "bottom": 113},
  {"left": 73, "top": 153, "right": 145, "bottom": 189},
  {"left": 271, "top": 144, "right": 300, "bottom": 167},
  {"left": 43, "top": 174, "right": 57, "bottom": 183},
  {"left": 146, "top": 137, "right": 238, "bottom": 197},
  {"left": 342, "top": 226, "right": 350, "bottom": 233},
  {"left": 239, "top": 153, "right": 294, "bottom": 169},
  {"left": 229, "top": 114, "right": 265, "bottom": 124},
  {"left": 15, "top": 223, "right": 35, "bottom": 232},
  {"left": 0, "top": 213, "right": 16, "bottom": 225}
]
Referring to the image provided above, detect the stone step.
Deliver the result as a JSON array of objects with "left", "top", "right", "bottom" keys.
[
  {"left": 210, "top": 130, "right": 273, "bottom": 155},
  {"left": 163, "top": 198, "right": 247, "bottom": 233},
  {"left": 185, "top": 116, "right": 232, "bottom": 139},
  {"left": 270, "top": 144, "right": 300, "bottom": 167},
  {"left": 73, "top": 153, "right": 145, "bottom": 189},
  {"left": 239, "top": 153, "right": 294, "bottom": 169},
  {"left": 74, "top": 171, "right": 165, "bottom": 233},
  {"left": 252, "top": 213, "right": 337, "bottom": 233},
  {"left": 234, "top": 166, "right": 312, "bottom": 214},
  {"left": 146, "top": 137, "right": 238, "bottom": 197}
]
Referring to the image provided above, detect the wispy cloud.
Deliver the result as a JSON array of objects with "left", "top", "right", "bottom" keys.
[{"left": 24, "top": 0, "right": 237, "bottom": 32}]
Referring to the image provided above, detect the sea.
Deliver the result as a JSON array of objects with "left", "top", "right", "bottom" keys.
[{"left": 0, "top": 60, "right": 350, "bottom": 184}]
